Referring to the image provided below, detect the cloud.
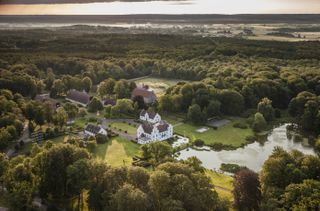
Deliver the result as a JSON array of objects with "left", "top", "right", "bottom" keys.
[{"left": 0, "top": 0, "right": 185, "bottom": 4}]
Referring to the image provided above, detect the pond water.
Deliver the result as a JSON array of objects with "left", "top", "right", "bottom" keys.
[{"left": 177, "top": 124, "right": 316, "bottom": 172}]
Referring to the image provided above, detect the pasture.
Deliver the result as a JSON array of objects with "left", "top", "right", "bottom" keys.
[{"left": 174, "top": 118, "right": 253, "bottom": 147}]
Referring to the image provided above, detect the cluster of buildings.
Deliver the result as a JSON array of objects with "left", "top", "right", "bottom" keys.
[
  {"left": 137, "top": 110, "right": 173, "bottom": 144},
  {"left": 36, "top": 85, "right": 172, "bottom": 145}
]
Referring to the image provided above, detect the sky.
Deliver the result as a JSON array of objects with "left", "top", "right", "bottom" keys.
[{"left": 0, "top": 0, "right": 320, "bottom": 15}]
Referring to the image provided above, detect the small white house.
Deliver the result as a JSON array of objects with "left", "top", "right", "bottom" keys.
[
  {"left": 137, "top": 121, "right": 173, "bottom": 144},
  {"left": 139, "top": 110, "right": 161, "bottom": 124},
  {"left": 84, "top": 124, "right": 107, "bottom": 137}
]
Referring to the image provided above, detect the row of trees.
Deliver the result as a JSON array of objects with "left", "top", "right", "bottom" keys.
[{"left": 0, "top": 142, "right": 228, "bottom": 210}]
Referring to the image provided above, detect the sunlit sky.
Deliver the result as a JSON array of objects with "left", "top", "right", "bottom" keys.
[{"left": 0, "top": 0, "right": 320, "bottom": 15}]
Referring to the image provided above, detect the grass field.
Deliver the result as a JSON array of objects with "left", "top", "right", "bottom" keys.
[
  {"left": 134, "top": 77, "right": 186, "bottom": 95},
  {"left": 174, "top": 118, "right": 253, "bottom": 147},
  {"left": 94, "top": 137, "right": 140, "bottom": 167},
  {"left": 206, "top": 170, "right": 234, "bottom": 202},
  {"left": 110, "top": 122, "right": 137, "bottom": 135}
]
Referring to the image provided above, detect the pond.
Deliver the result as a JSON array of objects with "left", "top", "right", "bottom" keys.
[{"left": 176, "top": 124, "right": 316, "bottom": 172}]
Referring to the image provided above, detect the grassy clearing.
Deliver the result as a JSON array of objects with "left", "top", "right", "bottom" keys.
[
  {"left": 94, "top": 137, "right": 140, "bottom": 167},
  {"left": 110, "top": 122, "right": 137, "bottom": 135},
  {"left": 161, "top": 114, "right": 184, "bottom": 125},
  {"left": 174, "top": 118, "right": 253, "bottom": 147},
  {"left": 206, "top": 170, "right": 234, "bottom": 202},
  {"left": 134, "top": 77, "right": 186, "bottom": 95}
]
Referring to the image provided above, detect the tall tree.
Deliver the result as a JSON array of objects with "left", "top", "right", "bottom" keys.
[{"left": 233, "top": 169, "right": 261, "bottom": 211}]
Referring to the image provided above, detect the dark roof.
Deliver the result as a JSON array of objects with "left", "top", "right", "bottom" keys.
[
  {"left": 66, "top": 89, "right": 90, "bottom": 105},
  {"left": 141, "top": 123, "right": 154, "bottom": 134},
  {"left": 104, "top": 98, "right": 116, "bottom": 106},
  {"left": 140, "top": 109, "right": 157, "bottom": 119},
  {"left": 157, "top": 122, "right": 170, "bottom": 132},
  {"left": 132, "top": 87, "right": 156, "bottom": 99},
  {"left": 85, "top": 124, "right": 101, "bottom": 135}
]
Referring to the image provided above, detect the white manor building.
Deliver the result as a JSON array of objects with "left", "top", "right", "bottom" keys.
[
  {"left": 139, "top": 109, "right": 161, "bottom": 124},
  {"left": 84, "top": 124, "right": 107, "bottom": 137},
  {"left": 137, "top": 111, "right": 173, "bottom": 144}
]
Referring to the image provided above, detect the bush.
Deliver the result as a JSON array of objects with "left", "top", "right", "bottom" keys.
[
  {"left": 194, "top": 139, "right": 204, "bottom": 147},
  {"left": 87, "top": 139, "right": 97, "bottom": 152},
  {"left": 78, "top": 108, "right": 88, "bottom": 117},
  {"left": 274, "top": 108, "right": 282, "bottom": 118},
  {"left": 233, "top": 122, "right": 248, "bottom": 129},
  {"left": 96, "top": 134, "right": 108, "bottom": 144},
  {"left": 220, "top": 163, "right": 248, "bottom": 174},
  {"left": 88, "top": 117, "right": 97, "bottom": 122}
]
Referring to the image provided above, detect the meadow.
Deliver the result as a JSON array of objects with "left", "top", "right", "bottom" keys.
[{"left": 174, "top": 118, "right": 253, "bottom": 147}]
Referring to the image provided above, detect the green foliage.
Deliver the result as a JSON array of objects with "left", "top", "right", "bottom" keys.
[
  {"left": 257, "top": 98, "right": 274, "bottom": 122},
  {"left": 110, "top": 99, "right": 134, "bottom": 118},
  {"left": 233, "top": 169, "right": 261, "bottom": 211},
  {"left": 141, "top": 142, "right": 173, "bottom": 167},
  {"left": 88, "top": 97, "right": 103, "bottom": 113},
  {"left": 252, "top": 112, "right": 267, "bottom": 132},
  {"left": 260, "top": 147, "right": 320, "bottom": 209},
  {"left": 187, "top": 104, "right": 207, "bottom": 125},
  {"left": 220, "top": 163, "right": 248, "bottom": 174}
]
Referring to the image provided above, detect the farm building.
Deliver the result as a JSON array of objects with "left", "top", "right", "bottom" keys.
[
  {"left": 132, "top": 86, "right": 156, "bottom": 104},
  {"left": 137, "top": 112, "right": 173, "bottom": 144},
  {"left": 66, "top": 89, "right": 90, "bottom": 107},
  {"left": 139, "top": 109, "right": 161, "bottom": 124},
  {"left": 84, "top": 124, "right": 107, "bottom": 137}
]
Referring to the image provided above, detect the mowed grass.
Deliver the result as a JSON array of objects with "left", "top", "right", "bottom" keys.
[
  {"left": 206, "top": 170, "right": 234, "bottom": 202},
  {"left": 110, "top": 122, "right": 137, "bottom": 135},
  {"left": 174, "top": 119, "right": 253, "bottom": 147},
  {"left": 95, "top": 137, "right": 140, "bottom": 167},
  {"left": 134, "top": 77, "right": 187, "bottom": 95}
]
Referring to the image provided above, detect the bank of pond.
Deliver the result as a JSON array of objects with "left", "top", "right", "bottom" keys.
[{"left": 176, "top": 124, "right": 316, "bottom": 172}]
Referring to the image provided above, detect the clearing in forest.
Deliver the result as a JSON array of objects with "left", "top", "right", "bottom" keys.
[{"left": 134, "top": 77, "right": 187, "bottom": 95}]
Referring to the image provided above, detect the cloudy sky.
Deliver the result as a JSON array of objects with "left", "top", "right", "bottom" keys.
[{"left": 0, "top": 0, "right": 319, "bottom": 15}]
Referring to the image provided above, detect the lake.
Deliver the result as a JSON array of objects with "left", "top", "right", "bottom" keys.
[{"left": 177, "top": 124, "right": 316, "bottom": 172}]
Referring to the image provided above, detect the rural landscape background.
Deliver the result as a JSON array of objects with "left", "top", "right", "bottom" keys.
[{"left": 0, "top": 0, "right": 320, "bottom": 210}]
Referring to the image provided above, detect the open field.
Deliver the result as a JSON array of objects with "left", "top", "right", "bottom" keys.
[
  {"left": 110, "top": 122, "right": 137, "bottom": 135},
  {"left": 206, "top": 170, "right": 234, "bottom": 202},
  {"left": 134, "top": 77, "right": 186, "bottom": 95},
  {"left": 94, "top": 137, "right": 140, "bottom": 167},
  {"left": 174, "top": 118, "right": 253, "bottom": 147}
]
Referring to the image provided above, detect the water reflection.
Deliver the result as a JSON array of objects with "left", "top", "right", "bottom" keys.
[{"left": 177, "top": 124, "right": 316, "bottom": 172}]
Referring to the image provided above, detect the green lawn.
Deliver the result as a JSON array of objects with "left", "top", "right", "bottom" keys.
[
  {"left": 174, "top": 119, "right": 253, "bottom": 147},
  {"left": 74, "top": 117, "right": 87, "bottom": 128},
  {"left": 110, "top": 122, "right": 137, "bottom": 135},
  {"left": 206, "top": 170, "right": 234, "bottom": 202},
  {"left": 161, "top": 114, "right": 184, "bottom": 126},
  {"left": 94, "top": 137, "right": 140, "bottom": 167}
]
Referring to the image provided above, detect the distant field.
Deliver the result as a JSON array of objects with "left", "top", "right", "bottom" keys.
[
  {"left": 174, "top": 118, "right": 253, "bottom": 147},
  {"left": 134, "top": 77, "right": 186, "bottom": 95}
]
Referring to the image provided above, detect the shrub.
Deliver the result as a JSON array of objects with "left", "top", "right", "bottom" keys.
[
  {"left": 220, "top": 163, "right": 248, "bottom": 174},
  {"left": 96, "top": 134, "right": 108, "bottom": 144},
  {"left": 194, "top": 139, "right": 204, "bottom": 147},
  {"left": 88, "top": 117, "right": 97, "bottom": 122},
  {"left": 233, "top": 122, "right": 248, "bottom": 129},
  {"left": 274, "top": 108, "right": 282, "bottom": 118}
]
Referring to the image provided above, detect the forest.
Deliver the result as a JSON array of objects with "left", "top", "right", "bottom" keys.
[{"left": 0, "top": 27, "right": 320, "bottom": 210}]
